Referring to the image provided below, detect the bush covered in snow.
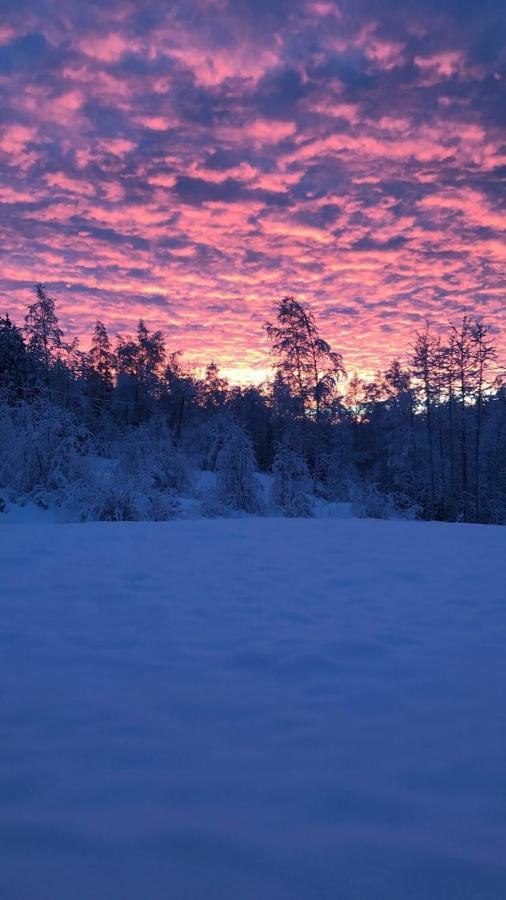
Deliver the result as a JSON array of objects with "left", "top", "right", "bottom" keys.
[
  {"left": 63, "top": 467, "right": 180, "bottom": 522},
  {"left": 350, "top": 481, "right": 420, "bottom": 520},
  {"left": 0, "top": 400, "right": 90, "bottom": 499},
  {"left": 112, "top": 421, "right": 192, "bottom": 495},
  {"left": 0, "top": 402, "right": 186, "bottom": 522},
  {"left": 185, "top": 412, "right": 232, "bottom": 472},
  {"left": 62, "top": 422, "right": 188, "bottom": 521}
]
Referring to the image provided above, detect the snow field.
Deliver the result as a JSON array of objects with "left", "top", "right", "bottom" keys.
[{"left": 1, "top": 517, "right": 505, "bottom": 899}]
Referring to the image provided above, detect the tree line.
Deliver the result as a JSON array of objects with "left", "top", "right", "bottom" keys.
[{"left": 0, "top": 285, "right": 504, "bottom": 523}]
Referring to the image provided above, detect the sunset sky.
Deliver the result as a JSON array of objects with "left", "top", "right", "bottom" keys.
[{"left": 0, "top": 0, "right": 504, "bottom": 382}]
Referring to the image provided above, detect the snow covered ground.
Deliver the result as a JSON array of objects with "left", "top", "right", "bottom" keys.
[
  {"left": 1, "top": 518, "right": 505, "bottom": 899},
  {"left": 0, "top": 500, "right": 65, "bottom": 525}
]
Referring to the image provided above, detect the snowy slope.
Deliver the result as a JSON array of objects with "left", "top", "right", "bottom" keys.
[
  {"left": 0, "top": 499, "right": 64, "bottom": 525},
  {"left": 1, "top": 518, "right": 505, "bottom": 900}
]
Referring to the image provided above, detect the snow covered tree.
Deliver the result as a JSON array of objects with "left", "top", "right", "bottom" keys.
[
  {"left": 270, "top": 440, "right": 313, "bottom": 517},
  {"left": 229, "top": 384, "right": 274, "bottom": 471},
  {"left": 317, "top": 422, "right": 356, "bottom": 502},
  {"left": 1, "top": 282, "right": 504, "bottom": 526},
  {"left": 216, "top": 422, "right": 263, "bottom": 513},
  {"left": 0, "top": 400, "right": 89, "bottom": 500}
]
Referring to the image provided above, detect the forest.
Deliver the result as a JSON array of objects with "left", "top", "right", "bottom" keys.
[{"left": 0, "top": 285, "right": 504, "bottom": 524}]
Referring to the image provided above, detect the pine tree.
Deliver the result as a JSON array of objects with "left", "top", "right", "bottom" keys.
[
  {"left": 270, "top": 439, "right": 312, "bottom": 517},
  {"left": 88, "top": 321, "right": 114, "bottom": 398},
  {"left": 115, "top": 321, "right": 165, "bottom": 422},
  {"left": 199, "top": 362, "right": 229, "bottom": 409},
  {"left": 162, "top": 351, "right": 197, "bottom": 442},
  {"left": 216, "top": 422, "right": 263, "bottom": 513},
  {"left": 24, "top": 284, "right": 64, "bottom": 374},
  {"left": 136, "top": 320, "right": 165, "bottom": 391},
  {"left": 0, "top": 314, "right": 28, "bottom": 399}
]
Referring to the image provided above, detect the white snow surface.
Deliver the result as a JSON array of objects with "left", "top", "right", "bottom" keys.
[
  {"left": 1, "top": 517, "right": 505, "bottom": 899},
  {"left": 0, "top": 499, "right": 64, "bottom": 524}
]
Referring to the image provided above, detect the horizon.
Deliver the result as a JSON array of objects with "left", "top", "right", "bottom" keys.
[
  {"left": 0, "top": 0, "right": 505, "bottom": 382},
  {"left": 9, "top": 285, "right": 505, "bottom": 388}
]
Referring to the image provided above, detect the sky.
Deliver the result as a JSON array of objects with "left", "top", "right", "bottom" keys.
[{"left": 0, "top": 0, "right": 505, "bottom": 383}]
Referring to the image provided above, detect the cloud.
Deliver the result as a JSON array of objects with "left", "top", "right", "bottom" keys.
[{"left": 0, "top": 0, "right": 504, "bottom": 378}]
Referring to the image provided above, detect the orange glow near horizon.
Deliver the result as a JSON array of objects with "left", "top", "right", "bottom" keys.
[{"left": 0, "top": 0, "right": 504, "bottom": 382}]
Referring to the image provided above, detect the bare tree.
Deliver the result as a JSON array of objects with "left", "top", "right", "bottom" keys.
[
  {"left": 470, "top": 320, "right": 497, "bottom": 521},
  {"left": 412, "top": 328, "right": 440, "bottom": 517}
]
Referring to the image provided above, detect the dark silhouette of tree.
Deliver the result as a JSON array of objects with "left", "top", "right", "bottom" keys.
[
  {"left": 24, "top": 284, "right": 64, "bottom": 374},
  {"left": 0, "top": 314, "right": 28, "bottom": 399},
  {"left": 88, "top": 321, "right": 114, "bottom": 399},
  {"left": 198, "top": 362, "right": 229, "bottom": 410},
  {"left": 265, "top": 297, "right": 345, "bottom": 424},
  {"left": 470, "top": 320, "right": 497, "bottom": 521},
  {"left": 412, "top": 329, "right": 440, "bottom": 517}
]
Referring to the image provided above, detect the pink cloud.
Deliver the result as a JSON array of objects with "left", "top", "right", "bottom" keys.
[
  {"left": 45, "top": 172, "right": 96, "bottom": 197},
  {"left": 166, "top": 43, "right": 280, "bottom": 86},
  {"left": 219, "top": 118, "right": 296, "bottom": 146},
  {"left": 78, "top": 33, "right": 130, "bottom": 63},
  {"left": 0, "top": 0, "right": 504, "bottom": 380},
  {"left": 415, "top": 51, "right": 465, "bottom": 78},
  {"left": 139, "top": 115, "right": 174, "bottom": 131},
  {"left": 97, "top": 138, "right": 137, "bottom": 157},
  {"left": 0, "top": 24, "right": 15, "bottom": 44}
]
